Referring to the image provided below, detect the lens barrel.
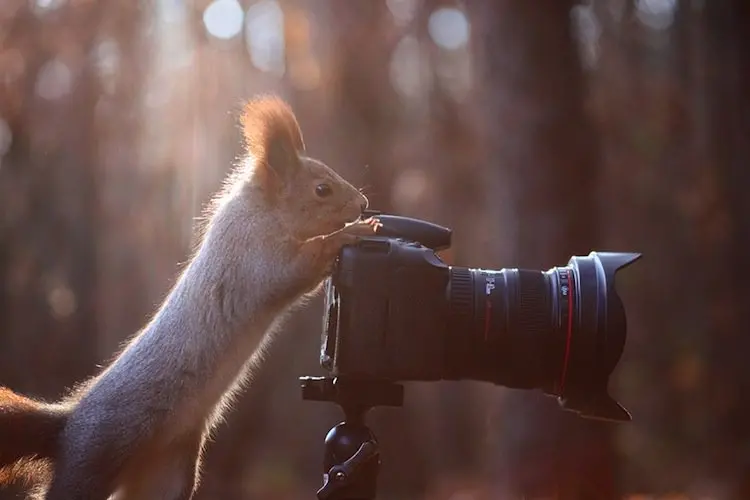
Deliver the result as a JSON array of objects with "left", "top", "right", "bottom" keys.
[{"left": 446, "top": 252, "right": 640, "bottom": 422}]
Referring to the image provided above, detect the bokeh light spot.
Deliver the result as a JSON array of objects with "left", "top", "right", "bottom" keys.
[
  {"left": 48, "top": 285, "right": 77, "bottom": 319},
  {"left": 393, "top": 168, "right": 430, "bottom": 208},
  {"left": 35, "top": 59, "right": 73, "bottom": 100},
  {"left": 30, "top": 0, "right": 66, "bottom": 16},
  {"left": 390, "top": 35, "right": 425, "bottom": 99},
  {"left": 93, "top": 39, "right": 120, "bottom": 78},
  {"left": 245, "top": 0, "right": 285, "bottom": 75},
  {"left": 159, "top": 0, "right": 187, "bottom": 24},
  {"left": 428, "top": 7, "right": 470, "bottom": 50},
  {"left": 636, "top": 0, "right": 677, "bottom": 30},
  {"left": 203, "top": 0, "right": 244, "bottom": 40},
  {"left": 386, "top": 0, "right": 418, "bottom": 26},
  {"left": 571, "top": 4, "right": 602, "bottom": 69}
]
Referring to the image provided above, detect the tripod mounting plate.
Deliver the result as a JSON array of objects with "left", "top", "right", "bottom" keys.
[{"left": 300, "top": 376, "right": 404, "bottom": 412}]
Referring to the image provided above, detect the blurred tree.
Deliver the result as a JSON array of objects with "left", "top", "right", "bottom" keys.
[
  {"left": 0, "top": 1, "right": 112, "bottom": 498},
  {"left": 407, "top": 1, "right": 500, "bottom": 494},
  {"left": 326, "top": 1, "right": 401, "bottom": 211},
  {"left": 583, "top": 0, "right": 750, "bottom": 497},
  {"left": 697, "top": 0, "right": 750, "bottom": 496},
  {"left": 468, "top": 1, "right": 616, "bottom": 498},
  {"left": 0, "top": 0, "right": 105, "bottom": 398}
]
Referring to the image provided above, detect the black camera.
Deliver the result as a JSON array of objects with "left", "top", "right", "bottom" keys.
[
  {"left": 314, "top": 211, "right": 640, "bottom": 423},
  {"left": 300, "top": 211, "right": 642, "bottom": 498}
]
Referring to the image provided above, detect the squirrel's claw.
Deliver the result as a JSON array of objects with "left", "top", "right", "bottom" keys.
[{"left": 342, "top": 218, "right": 381, "bottom": 238}]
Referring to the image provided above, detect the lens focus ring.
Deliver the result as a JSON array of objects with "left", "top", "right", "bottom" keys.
[{"left": 514, "top": 270, "right": 550, "bottom": 386}]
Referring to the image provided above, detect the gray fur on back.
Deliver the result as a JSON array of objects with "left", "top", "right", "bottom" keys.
[{"left": 65, "top": 187, "right": 310, "bottom": 452}]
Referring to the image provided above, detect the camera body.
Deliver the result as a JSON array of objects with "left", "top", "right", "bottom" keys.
[
  {"left": 317, "top": 212, "right": 641, "bottom": 422},
  {"left": 321, "top": 215, "right": 453, "bottom": 382}
]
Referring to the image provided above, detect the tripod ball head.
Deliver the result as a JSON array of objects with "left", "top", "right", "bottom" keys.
[{"left": 318, "top": 422, "right": 380, "bottom": 500}]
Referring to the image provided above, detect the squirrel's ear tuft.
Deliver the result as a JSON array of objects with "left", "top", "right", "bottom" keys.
[{"left": 240, "top": 95, "right": 305, "bottom": 183}]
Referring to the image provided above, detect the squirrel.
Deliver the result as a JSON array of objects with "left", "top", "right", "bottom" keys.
[{"left": 0, "top": 95, "right": 380, "bottom": 500}]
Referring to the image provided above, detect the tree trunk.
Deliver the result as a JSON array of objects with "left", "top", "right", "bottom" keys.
[
  {"left": 469, "top": 1, "right": 616, "bottom": 498},
  {"left": 704, "top": 0, "right": 750, "bottom": 496}
]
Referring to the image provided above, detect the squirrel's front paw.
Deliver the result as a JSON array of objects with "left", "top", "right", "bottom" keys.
[
  {"left": 340, "top": 217, "right": 382, "bottom": 241},
  {"left": 315, "top": 217, "right": 381, "bottom": 265},
  {"left": 300, "top": 217, "right": 382, "bottom": 284}
]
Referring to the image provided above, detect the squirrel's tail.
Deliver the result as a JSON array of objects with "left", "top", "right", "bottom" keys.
[{"left": 0, "top": 386, "right": 69, "bottom": 487}]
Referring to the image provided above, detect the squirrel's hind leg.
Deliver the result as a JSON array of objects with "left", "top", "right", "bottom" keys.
[
  {"left": 43, "top": 451, "right": 126, "bottom": 500},
  {"left": 113, "top": 430, "right": 207, "bottom": 500},
  {"left": 43, "top": 405, "right": 164, "bottom": 500}
]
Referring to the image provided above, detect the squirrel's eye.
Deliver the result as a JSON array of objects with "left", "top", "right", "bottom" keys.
[{"left": 315, "top": 183, "right": 333, "bottom": 198}]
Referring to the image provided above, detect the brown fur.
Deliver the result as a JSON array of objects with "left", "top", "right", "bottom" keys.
[
  {"left": 0, "top": 388, "right": 66, "bottom": 468},
  {"left": 240, "top": 94, "right": 305, "bottom": 156}
]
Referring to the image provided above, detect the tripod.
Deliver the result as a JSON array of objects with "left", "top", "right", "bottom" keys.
[{"left": 299, "top": 376, "right": 404, "bottom": 500}]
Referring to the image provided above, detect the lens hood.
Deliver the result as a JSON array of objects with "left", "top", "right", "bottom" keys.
[{"left": 558, "top": 252, "right": 642, "bottom": 422}]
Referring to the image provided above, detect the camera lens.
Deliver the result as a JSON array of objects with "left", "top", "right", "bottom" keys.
[{"left": 444, "top": 252, "right": 640, "bottom": 421}]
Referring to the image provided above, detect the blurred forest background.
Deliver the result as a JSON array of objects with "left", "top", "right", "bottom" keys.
[{"left": 0, "top": 0, "right": 748, "bottom": 499}]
